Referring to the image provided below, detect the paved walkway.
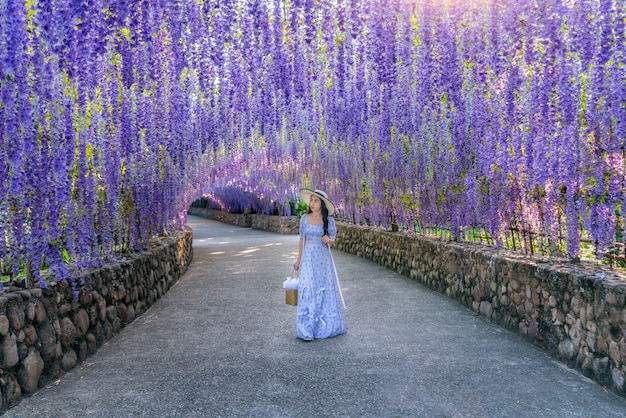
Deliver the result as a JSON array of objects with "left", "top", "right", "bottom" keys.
[{"left": 7, "top": 215, "right": 626, "bottom": 417}]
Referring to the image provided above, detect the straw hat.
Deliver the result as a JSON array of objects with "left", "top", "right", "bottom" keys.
[{"left": 300, "top": 188, "right": 336, "bottom": 216}]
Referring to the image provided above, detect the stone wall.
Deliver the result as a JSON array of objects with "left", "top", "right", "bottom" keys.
[
  {"left": 334, "top": 222, "right": 626, "bottom": 396},
  {"left": 251, "top": 214, "right": 300, "bottom": 234},
  {"left": 0, "top": 228, "right": 193, "bottom": 412},
  {"left": 188, "top": 207, "right": 299, "bottom": 234},
  {"left": 188, "top": 207, "right": 253, "bottom": 227}
]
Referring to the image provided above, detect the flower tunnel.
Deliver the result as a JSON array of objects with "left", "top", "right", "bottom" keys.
[{"left": 1, "top": 0, "right": 625, "bottom": 290}]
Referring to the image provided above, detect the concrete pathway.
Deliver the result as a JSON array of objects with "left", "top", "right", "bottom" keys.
[{"left": 7, "top": 215, "right": 626, "bottom": 417}]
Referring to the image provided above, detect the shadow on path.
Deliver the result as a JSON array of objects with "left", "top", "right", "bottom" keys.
[{"left": 7, "top": 215, "right": 626, "bottom": 417}]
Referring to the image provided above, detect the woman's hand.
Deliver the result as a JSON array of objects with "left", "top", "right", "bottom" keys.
[
  {"left": 321, "top": 235, "right": 335, "bottom": 246},
  {"left": 293, "top": 259, "right": 300, "bottom": 270}
]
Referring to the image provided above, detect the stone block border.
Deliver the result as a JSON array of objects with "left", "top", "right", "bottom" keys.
[
  {"left": 188, "top": 207, "right": 299, "bottom": 234},
  {"left": 0, "top": 227, "right": 193, "bottom": 413},
  {"left": 335, "top": 223, "right": 626, "bottom": 397},
  {"left": 190, "top": 209, "right": 626, "bottom": 397}
]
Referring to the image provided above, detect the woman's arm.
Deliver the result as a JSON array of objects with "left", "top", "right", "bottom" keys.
[
  {"left": 322, "top": 216, "right": 337, "bottom": 246},
  {"left": 294, "top": 215, "right": 306, "bottom": 270},
  {"left": 294, "top": 237, "right": 304, "bottom": 270}
]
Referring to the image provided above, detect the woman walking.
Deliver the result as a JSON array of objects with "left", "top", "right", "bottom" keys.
[{"left": 293, "top": 188, "right": 347, "bottom": 341}]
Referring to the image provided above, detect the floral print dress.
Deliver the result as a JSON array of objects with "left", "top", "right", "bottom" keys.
[{"left": 296, "top": 214, "right": 347, "bottom": 340}]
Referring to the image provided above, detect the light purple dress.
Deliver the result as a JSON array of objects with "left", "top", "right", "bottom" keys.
[{"left": 296, "top": 214, "right": 347, "bottom": 340}]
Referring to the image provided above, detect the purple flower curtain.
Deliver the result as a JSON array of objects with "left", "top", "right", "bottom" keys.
[{"left": 1, "top": 0, "right": 625, "bottom": 288}]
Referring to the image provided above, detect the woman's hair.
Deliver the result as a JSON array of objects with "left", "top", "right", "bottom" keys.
[
  {"left": 307, "top": 199, "right": 330, "bottom": 236},
  {"left": 321, "top": 201, "right": 329, "bottom": 236}
]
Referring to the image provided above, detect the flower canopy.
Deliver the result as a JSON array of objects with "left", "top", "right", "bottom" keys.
[{"left": 1, "top": 0, "right": 625, "bottom": 288}]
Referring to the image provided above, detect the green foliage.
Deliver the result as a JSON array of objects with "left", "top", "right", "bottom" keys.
[{"left": 296, "top": 200, "right": 309, "bottom": 216}]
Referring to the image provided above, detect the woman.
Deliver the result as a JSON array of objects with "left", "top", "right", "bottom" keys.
[{"left": 293, "top": 188, "right": 347, "bottom": 341}]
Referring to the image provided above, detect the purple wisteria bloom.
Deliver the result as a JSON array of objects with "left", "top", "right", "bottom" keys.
[{"left": 1, "top": 0, "right": 625, "bottom": 292}]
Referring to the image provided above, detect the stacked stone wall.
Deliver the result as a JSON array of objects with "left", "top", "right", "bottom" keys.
[
  {"left": 188, "top": 207, "right": 253, "bottom": 227},
  {"left": 0, "top": 228, "right": 193, "bottom": 412},
  {"left": 334, "top": 222, "right": 626, "bottom": 395},
  {"left": 188, "top": 207, "right": 299, "bottom": 234},
  {"left": 251, "top": 214, "right": 300, "bottom": 234}
]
